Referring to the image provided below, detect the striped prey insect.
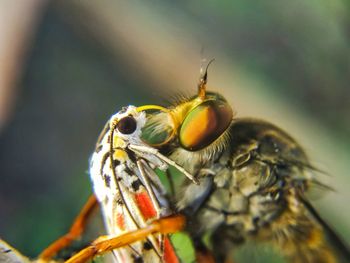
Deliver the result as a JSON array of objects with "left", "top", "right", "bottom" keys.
[
  {"left": 144, "top": 64, "right": 350, "bottom": 263},
  {"left": 38, "top": 105, "right": 197, "bottom": 263}
]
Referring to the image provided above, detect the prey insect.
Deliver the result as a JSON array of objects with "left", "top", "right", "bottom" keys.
[
  {"left": 38, "top": 105, "right": 196, "bottom": 263},
  {"left": 144, "top": 63, "right": 350, "bottom": 263}
]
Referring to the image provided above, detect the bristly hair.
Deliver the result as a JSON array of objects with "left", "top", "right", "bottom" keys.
[{"left": 163, "top": 91, "right": 193, "bottom": 108}]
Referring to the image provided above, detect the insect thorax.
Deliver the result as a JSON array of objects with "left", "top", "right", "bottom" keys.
[{"left": 174, "top": 118, "right": 314, "bottom": 243}]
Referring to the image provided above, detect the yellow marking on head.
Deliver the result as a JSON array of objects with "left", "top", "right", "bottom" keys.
[
  {"left": 113, "top": 137, "right": 127, "bottom": 148},
  {"left": 136, "top": 104, "right": 169, "bottom": 113},
  {"left": 113, "top": 149, "right": 128, "bottom": 162}
]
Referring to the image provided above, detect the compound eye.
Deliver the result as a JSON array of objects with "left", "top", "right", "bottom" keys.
[
  {"left": 116, "top": 116, "right": 137, "bottom": 134},
  {"left": 179, "top": 100, "right": 233, "bottom": 151}
]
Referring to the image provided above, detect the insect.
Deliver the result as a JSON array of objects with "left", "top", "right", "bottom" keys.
[
  {"left": 0, "top": 239, "right": 31, "bottom": 263},
  {"left": 143, "top": 64, "right": 350, "bottom": 263},
  {"left": 38, "top": 105, "right": 196, "bottom": 263},
  {"left": 38, "top": 64, "right": 350, "bottom": 263}
]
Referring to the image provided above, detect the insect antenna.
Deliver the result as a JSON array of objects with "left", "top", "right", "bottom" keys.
[{"left": 198, "top": 58, "right": 215, "bottom": 100}]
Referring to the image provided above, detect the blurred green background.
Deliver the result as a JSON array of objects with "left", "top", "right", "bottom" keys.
[{"left": 0, "top": 1, "right": 349, "bottom": 262}]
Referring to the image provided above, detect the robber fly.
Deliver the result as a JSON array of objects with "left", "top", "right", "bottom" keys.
[
  {"left": 38, "top": 105, "right": 196, "bottom": 263},
  {"left": 143, "top": 64, "right": 350, "bottom": 263}
]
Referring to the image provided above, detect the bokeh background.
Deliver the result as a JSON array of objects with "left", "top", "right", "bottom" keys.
[{"left": 0, "top": 1, "right": 349, "bottom": 262}]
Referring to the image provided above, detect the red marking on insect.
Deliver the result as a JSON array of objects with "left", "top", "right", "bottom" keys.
[
  {"left": 134, "top": 192, "right": 157, "bottom": 220},
  {"left": 163, "top": 237, "right": 179, "bottom": 263},
  {"left": 116, "top": 213, "right": 125, "bottom": 230}
]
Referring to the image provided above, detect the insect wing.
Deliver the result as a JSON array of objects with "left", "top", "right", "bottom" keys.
[
  {"left": 300, "top": 197, "right": 350, "bottom": 263},
  {"left": 0, "top": 239, "right": 31, "bottom": 263}
]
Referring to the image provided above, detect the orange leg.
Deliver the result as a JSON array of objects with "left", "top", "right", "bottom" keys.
[
  {"left": 39, "top": 195, "right": 98, "bottom": 261},
  {"left": 65, "top": 214, "right": 186, "bottom": 263}
]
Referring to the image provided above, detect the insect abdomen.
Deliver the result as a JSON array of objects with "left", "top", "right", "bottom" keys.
[{"left": 271, "top": 209, "right": 337, "bottom": 263}]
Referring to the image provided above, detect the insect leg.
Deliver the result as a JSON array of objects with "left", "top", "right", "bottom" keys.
[
  {"left": 39, "top": 195, "right": 98, "bottom": 261},
  {"left": 128, "top": 144, "right": 199, "bottom": 184},
  {"left": 64, "top": 214, "right": 186, "bottom": 263},
  {"left": 165, "top": 169, "right": 176, "bottom": 202},
  {"left": 136, "top": 159, "right": 162, "bottom": 216}
]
